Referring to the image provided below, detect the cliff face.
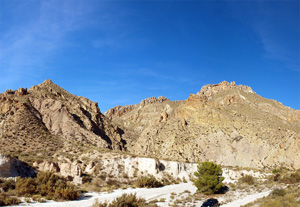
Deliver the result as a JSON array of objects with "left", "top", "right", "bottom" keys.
[
  {"left": 0, "top": 80, "right": 124, "bottom": 156},
  {"left": 106, "top": 81, "right": 300, "bottom": 170}
]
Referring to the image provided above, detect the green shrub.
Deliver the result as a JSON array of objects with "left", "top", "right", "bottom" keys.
[
  {"left": 239, "top": 175, "right": 255, "bottom": 185},
  {"left": 193, "top": 161, "right": 224, "bottom": 195},
  {"left": 92, "top": 193, "right": 158, "bottom": 207},
  {"left": 135, "top": 176, "right": 163, "bottom": 188}
]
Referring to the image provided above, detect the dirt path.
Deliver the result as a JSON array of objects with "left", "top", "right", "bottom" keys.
[
  {"left": 11, "top": 182, "right": 271, "bottom": 207},
  {"left": 12, "top": 182, "right": 197, "bottom": 207}
]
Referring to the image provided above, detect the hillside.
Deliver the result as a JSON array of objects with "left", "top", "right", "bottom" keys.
[
  {"left": 0, "top": 79, "right": 124, "bottom": 160},
  {"left": 0, "top": 80, "right": 299, "bottom": 170},
  {"left": 105, "top": 81, "right": 300, "bottom": 169}
]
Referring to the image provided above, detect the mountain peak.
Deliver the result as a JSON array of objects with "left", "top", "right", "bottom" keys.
[
  {"left": 197, "top": 80, "right": 254, "bottom": 97},
  {"left": 42, "top": 79, "right": 54, "bottom": 85},
  {"left": 29, "top": 79, "right": 70, "bottom": 98}
]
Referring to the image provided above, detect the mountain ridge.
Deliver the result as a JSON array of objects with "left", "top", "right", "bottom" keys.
[
  {"left": 1, "top": 80, "right": 299, "bottom": 170},
  {"left": 105, "top": 80, "right": 300, "bottom": 169}
]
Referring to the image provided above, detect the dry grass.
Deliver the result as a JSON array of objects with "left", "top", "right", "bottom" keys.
[
  {"left": 91, "top": 193, "right": 158, "bottom": 207},
  {"left": 242, "top": 184, "right": 300, "bottom": 207}
]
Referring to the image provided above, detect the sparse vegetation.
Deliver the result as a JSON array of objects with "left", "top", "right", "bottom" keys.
[
  {"left": 280, "top": 172, "right": 300, "bottom": 184},
  {"left": 239, "top": 175, "right": 255, "bottom": 185},
  {"left": 134, "top": 176, "right": 163, "bottom": 188},
  {"left": 242, "top": 185, "right": 300, "bottom": 207},
  {"left": 15, "top": 172, "right": 80, "bottom": 201},
  {"left": 91, "top": 193, "right": 158, "bottom": 207},
  {"left": 271, "top": 188, "right": 286, "bottom": 197},
  {"left": 193, "top": 161, "right": 224, "bottom": 195},
  {"left": 0, "top": 172, "right": 80, "bottom": 203}
]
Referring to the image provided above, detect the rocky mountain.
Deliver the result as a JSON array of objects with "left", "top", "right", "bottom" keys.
[
  {"left": 0, "top": 79, "right": 124, "bottom": 158},
  {"left": 105, "top": 81, "right": 300, "bottom": 170},
  {"left": 1, "top": 80, "right": 299, "bottom": 171}
]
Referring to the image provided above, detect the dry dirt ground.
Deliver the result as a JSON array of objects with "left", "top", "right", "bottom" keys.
[{"left": 10, "top": 181, "right": 276, "bottom": 207}]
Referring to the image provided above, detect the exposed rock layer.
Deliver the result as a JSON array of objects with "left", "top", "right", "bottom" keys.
[
  {"left": 1, "top": 80, "right": 299, "bottom": 171},
  {"left": 106, "top": 81, "right": 300, "bottom": 170}
]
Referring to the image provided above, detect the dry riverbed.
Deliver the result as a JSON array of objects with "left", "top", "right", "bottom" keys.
[{"left": 10, "top": 181, "right": 274, "bottom": 207}]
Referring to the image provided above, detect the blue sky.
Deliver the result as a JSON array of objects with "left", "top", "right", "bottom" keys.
[{"left": 0, "top": 0, "right": 299, "bottom": 112}]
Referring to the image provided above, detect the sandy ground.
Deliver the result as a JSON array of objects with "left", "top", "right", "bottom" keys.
[{"left": 11, "top": 182, "right": 271, "bottom": 207}]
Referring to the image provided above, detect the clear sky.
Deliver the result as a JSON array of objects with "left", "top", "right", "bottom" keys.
[{"left": 0, "top": 0, "right": 299, "bottom": 112}]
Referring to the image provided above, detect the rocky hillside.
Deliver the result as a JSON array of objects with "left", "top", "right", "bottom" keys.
[
  {"left": 105, "top": 81, "right": 300, "bottom": 170},
  {"left": 0, "top": 80, "right": 124, "bottom": 158},
  {"left": 1, "top": 80, "right": 299, "bottom": 171}
]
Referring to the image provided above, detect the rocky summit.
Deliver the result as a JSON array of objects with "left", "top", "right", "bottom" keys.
[
  {"left": 0, "top": 80, "right": 299, "bottom": 171},
  {"left": 0, "top": 79, "right": 124, "bottom": 158},
  {"left": 105, "top": 81, "right": 300, "bottom": 170}
]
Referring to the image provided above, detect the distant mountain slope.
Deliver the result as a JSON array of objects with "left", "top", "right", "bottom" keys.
[
  {"left": 1, "top": 80, "right": 299, "bottom": 170},
  {"left": 0, "top": 80, "right": 124, "bottom": 157},
  {"left": 105, "top": 81, "right": 300, "bottom": 169}
]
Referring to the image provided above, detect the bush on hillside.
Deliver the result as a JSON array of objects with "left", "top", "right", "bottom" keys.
[
  {"left": 271, "top": 188, "right": 286, "bottom": 197},
  {"left": 280, "top": 172, "right": 300, "bottom": 184},
  {"left": 0, "top": 179, "right": 15, "bottom": 192},
  {"left": 193, "top": 161, "right": 224, "bottom": 195},
  {"left": 134, "top": 176, "right": 163, "bottom": 188},
  {"left": 239, "top": 175, "right": 255, "bottom": 185}
]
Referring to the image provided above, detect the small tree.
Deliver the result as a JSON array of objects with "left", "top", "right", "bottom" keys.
[{"left": 193, "top": 161, "right": 224, "bottom": 194}]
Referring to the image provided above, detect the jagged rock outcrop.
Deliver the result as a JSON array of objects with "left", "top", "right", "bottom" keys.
[
  {"left": 0, "top": 79, "right": 125, "bottom": 156},
  {"left": 106, "top": 81, "right": 300, "bottom": 170},
  {"left": 0, "top": 154, "right": 35, "bottom": 178},
  {"left": 39, "top": 153, "right": 267, "bottom": 185},
  {"left": 33, "top": 160, "right": 82, "bottom": 184}
]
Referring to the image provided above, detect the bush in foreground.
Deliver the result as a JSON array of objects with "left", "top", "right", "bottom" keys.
[
  {"left": 193, "top": 161, "right": 224, "bottom": 195},
  {"left": 92, "top": 193, "right": 158, "bottom": 207},
  {"left": 15, "top": 172, "right": 80, "bottom": 201},
  {"left": 0, "top": 192, "right": 20, "bottom": 206}
]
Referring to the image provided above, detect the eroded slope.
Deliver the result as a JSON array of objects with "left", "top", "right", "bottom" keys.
[
  {"left": 105, "top": 81, "right": 300, "bottom": 169},
  {"left": 0, "top": 80, "right": 124, "bottom": 158}
]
